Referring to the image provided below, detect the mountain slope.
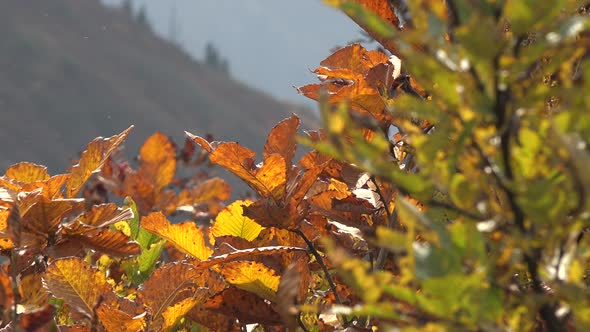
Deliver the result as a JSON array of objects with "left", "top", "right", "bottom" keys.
[{"left": 0, "top": 0, "right": 317, "bottom": 175}]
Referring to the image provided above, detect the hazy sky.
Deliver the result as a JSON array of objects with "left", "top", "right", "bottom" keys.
[{"left": 102, "top": 0, "right": 364, "bottom": 106}]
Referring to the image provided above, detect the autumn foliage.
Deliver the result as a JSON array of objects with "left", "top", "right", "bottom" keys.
[{"left": 2, "top": 1, "right": 590, "bottom": 331}]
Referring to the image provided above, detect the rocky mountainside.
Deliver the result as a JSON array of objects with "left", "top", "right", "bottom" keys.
[{"left": 0, "top": 0, "right": 317, "bottom": 178}]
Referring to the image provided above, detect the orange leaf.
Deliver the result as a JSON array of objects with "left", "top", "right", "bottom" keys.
[
  {"left": 42, "top": 257, "right": 112, "bottom": 317},
  {"left": 5, "top": 162, "right": 50, "bottom": 183},
  {"left": 141, "top": 212, "right": 212, "bottom": 260},
  {"left": 264, "top": 115, "right": 300, "bottom": 170},
  {"left": 320, "top": 44, "right": 389, "bottom": 74},
  {"left": 96, "top": 303, "right": 146, "bottom": 332},
  {"left": 139, "top": 132, "right": 176, "bottom": 191},
  {"left": 66, "top": 126, "right": 133, "bottom": 197},
  {"left": 209, "top": 142, "right": 257, "bottom": 183},
  {"left": 21, "top": 174, "right": 70, "bottom": 199},
  {"left": 178, "top": 177, "right": 231, "bottom": 207},
  {"left": 255, "top": 153, "right": 287, "bottom": 201},
  {"left": 209, "top": 142, "right": 287, "bottom": 199},
  {"left": 184, "top": 131, "right": 212, "bottom": 153}
]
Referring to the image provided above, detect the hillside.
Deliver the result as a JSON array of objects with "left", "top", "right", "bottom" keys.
[{"left": 0, "top": 0, "right": 317, "bottom": 178}]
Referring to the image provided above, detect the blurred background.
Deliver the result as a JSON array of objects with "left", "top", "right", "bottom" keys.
[{"left": 0, "top": 0, "right": 362, "bottom": 178}]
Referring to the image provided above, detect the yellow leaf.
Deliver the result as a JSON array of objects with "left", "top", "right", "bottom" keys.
[
  {"left": 139, "top": 132, "right": 176, "bottom": 190},
  {"left": 5, "top": 162, "right": 49, "bottom": 183},
  {"left": 42, "top": 257, "right": 112, "bottom": 317},
  {"left": 219, "top": 261, "right": 280, "bottom": 301},
  {"left": 210, "top": 200, "right": 264, "bottom": 243},
  {"left": 162, "top": 296, "right": 203, "bottom": 331},
  {"left": 141, "top": 212, "right": 212, "bottom": 260}
]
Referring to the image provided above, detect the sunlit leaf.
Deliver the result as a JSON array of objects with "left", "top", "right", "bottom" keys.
[
  {"left": 210, "top": 200, "right": 264, "bottom": 243},
  {"left": 42, "top": 257, "right": 112, "bottom": 317},
  {"left": 264, "top": 114, "right": 300, "bottom": 169},
  {"left": 219, "top": 261, "right": 280, "bottom": 301},
  {"left": 141, "top": 212, "right": 212, "bottom": 260},
  {"left": 66, "top": 126, "right": 133, "bottom": 197},
  {"left": 138, "top": 132, "right": 176, "bottom": 191},
  {"left": 5, "top": 162, "right": 50, "bottom": 183}
]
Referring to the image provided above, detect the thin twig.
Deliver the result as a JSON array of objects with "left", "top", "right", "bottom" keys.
[{"left": 294, "top": 229, "right": 343, "bottom": 306}]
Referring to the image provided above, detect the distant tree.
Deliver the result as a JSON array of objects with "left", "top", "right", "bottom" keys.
[
  {"left": 204, "top": 42, "right": 230, "bottom": 77},
  {"left": 136, "top": 5, "right": 151, "bottom": 31},
  {"left": 121, "top": 0, "right": 132, "bottom": 17},
  {"left": 204, "top": 42, "right": 220, "bottom": 68}
]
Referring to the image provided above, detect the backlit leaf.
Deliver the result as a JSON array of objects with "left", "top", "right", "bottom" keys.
[
  {"left": 264, "top": 114, "right": 300, "bottom": 169},
  {"left": 210, "top": 200, "right": 264, "bottom": 243},
  {"left": 141, "top": 263, "right": 207, "bottom": 319},
  {"left": 5, "top": 162, "right": 50, "bottom": 183},
  {"left": 42, "top": 257, "right": 112, "bottom": 317},
  {"left": 162, "top": 296, "right": 206, "bottom": 331},
  {"left": 138, "top": 132, "right": 176, "bottom": 191},
  {"left": 76, "top": 203, "right": 133, "bottom": 228},
  {"left": 141, "top": 212, "right": 212, "bottom": 260},
  {"left": 66, "top": 126, "right": 133, "bottom": 197},
  {"left": 219, "top": 261, "right": 280, "bottom": 301}
]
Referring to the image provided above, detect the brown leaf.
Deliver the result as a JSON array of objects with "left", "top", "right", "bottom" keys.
[
  {"left": 68, "top": 228, "right": 140, "bottom": 258},
  {"left": 186, "top": 308, "right": 241, "bottom": 332},
  {"left": 141, "top": 263, "right": 207, "bottom": 320},
  {"left": 139, "top": 132, "right": 177, "bottom": 191},
  {"left": 17, "top": 305, "right": 54, "bottom": 331},
  {"left": 203, "top": 287, "right": 283, "bottom": 325},
  {"left": 66, "top": 126, "right": 133, "bottom": 198},
  {"left": 21, "top": 197, "right": 85, "bottom": 235},
  {"left": 75, "top": 203, "right": 133, "bottom": 228}
]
